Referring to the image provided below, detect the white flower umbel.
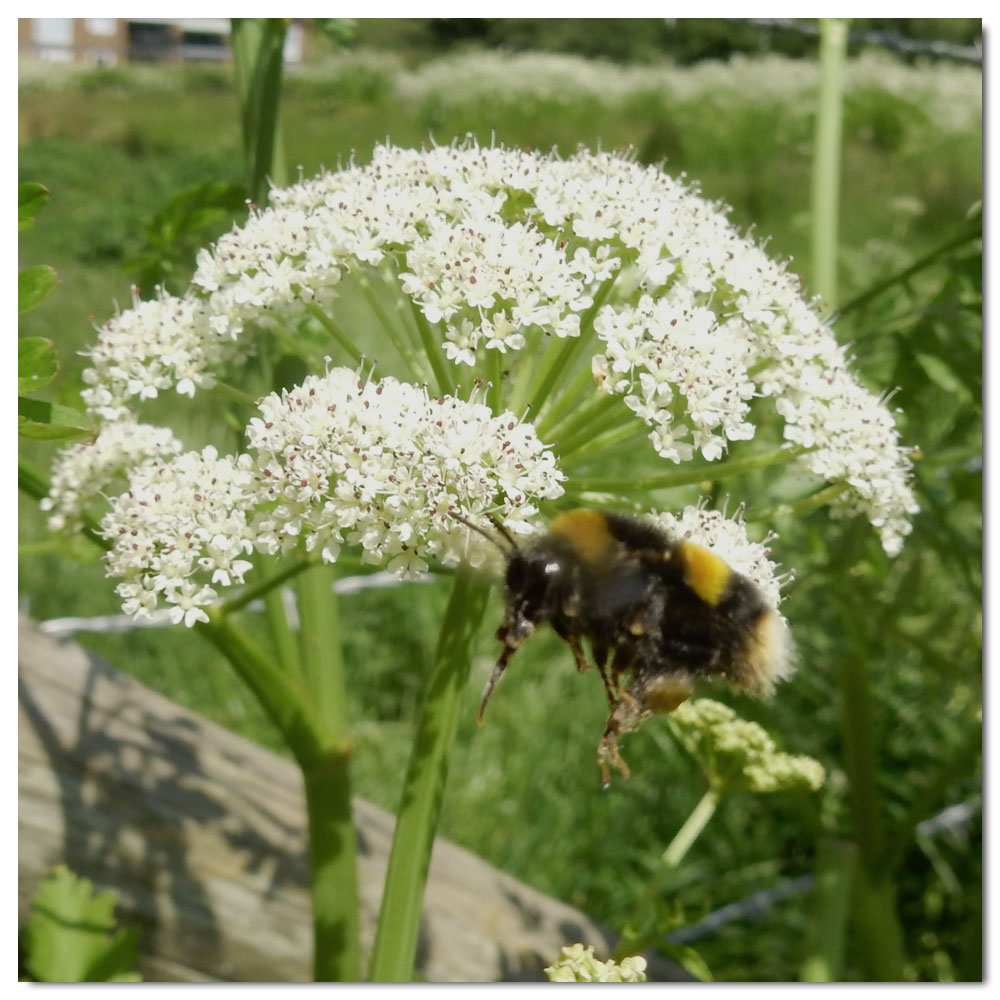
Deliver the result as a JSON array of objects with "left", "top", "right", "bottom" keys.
[
  {"left": 247, "top": 367, "right": 565, "bottom": 577},
  {"left": 101, "top": 446, "right": 257, "bottom": 626},
  {"left": 41, "top": 419, "right": 184, "bottom": 535},
  {"left": 97, "top": 368, "right": 564, "bottom": 623},
  {"left": 70, "top": 141, "right": 917, "bottom": 573}
]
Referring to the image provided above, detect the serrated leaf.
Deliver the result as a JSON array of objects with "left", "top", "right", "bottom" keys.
[
  {"left": 19, "top": 265, "right": 59, "bottom": 313},
  {"left": 19, "top": 182, "right": 50, "bottom": 230},
  {"left": 23, "top": 866, "right": 141, "bottom": 982},
  {"left": 18, "top": 337, "right": 59, "bottom": 393},
  {"left": 18, "top": 397, "right": 94, "bottom": 441}
]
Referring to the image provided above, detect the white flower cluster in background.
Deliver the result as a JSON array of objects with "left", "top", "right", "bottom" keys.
[{"left": 394, "top": 48, "right": 982, "bottom": 135}]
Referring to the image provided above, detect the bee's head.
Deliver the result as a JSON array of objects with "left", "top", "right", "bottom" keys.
[{"left": 499, "top": 548, "right": 562, "bottom": 646}]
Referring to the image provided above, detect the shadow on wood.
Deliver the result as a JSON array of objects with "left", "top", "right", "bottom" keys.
[{"left": 18, "top": 616, "right": 689, "bottom": 982}]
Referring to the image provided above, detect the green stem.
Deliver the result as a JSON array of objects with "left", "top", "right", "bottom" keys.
[
  {"left": 198, "top": 612, "right": 346, "bottom": 764},
  {"left": 231, "top": 18, "right": 288, "bottom": 206},
  {"left": 747, "top": 481, "right": 852, "bottom": 523},
  {"left": 661, "top": 787, "right": 720, "bottom": 868},
  {"left": 359, "top": 272, "right": 423, "bottom": 380},
  {"left": 296, "top": 562, "right": 359, "bottom": 982},
  {"left": 554, "top": 402, "right": 639, "bottom": 458},
  {"left": 409, "top": 300, "right": 454, "bottom": 395},
  {"left": 533, "top": 355, "right": 602, "bottom": 439},
  {"left": 368, "top": 572, "right": 490, "bottom": 981},
  {"left": 525, "top": 274, "right": 618, "bottom": 418},
  {"left": 220, "top": 554, "right": 314, "bottom": 616},
  {"left": 541, "top": 384, "right": 622, "bottom": 445},
  {"left": 305, "top": 302, "right": 364, "bottom": 366},
  {"left": 297, "top": 562, "right": 349, "bottom": 734},
  {"left": 303, "top": 750, "right": 360, "bottom": 982},
  {"left": 838, "top": 210, "right": 982, "bottom": 319},
  {"left": 211, "top": 380, "right": 260, "bottom": 409},
  {"left": 811, "top": 18, "right": 848, "bottom": 307},
  {"left": 570, "top": 445, "right": 807, "bottom": 494},
  {"left": 486, "top": 347, "right": 504, "bottom": 413},
  {"left": 800, "top": 840, "right": 855, "bottom": 982}
]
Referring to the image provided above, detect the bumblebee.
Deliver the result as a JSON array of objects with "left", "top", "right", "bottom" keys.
[{"left": 457, "top": 508, "right": 793, "bottom": 785}]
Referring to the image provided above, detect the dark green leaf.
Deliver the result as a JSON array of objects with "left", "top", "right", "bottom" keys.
[
  {"left": 18, "top": 337, "right": 60, "bottom": 393},
  {"left": 18, "top": 182, "right": 50, "bottom": 230},
  {"left": 18, "top": 265, "right": 59, "bottom": 313}
]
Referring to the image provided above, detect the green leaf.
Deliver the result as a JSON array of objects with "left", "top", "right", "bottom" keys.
[
  {"left": 23, "top": 866, "right": 141, "bottom": 982},
  {"left": 19, "top": 182, "right": 50, "bottom": 230},
  {"left": 18, "top": 397, "right": 94, "bottom": 441},
  {"left": 914, "top": 351, "right": 972, "bottom": 402},
  {"left": 19, "top": 265, "right": 59, "bottom": 313},
  {"left": 18, "top": 337, "right": 60, "bottom": 393}
]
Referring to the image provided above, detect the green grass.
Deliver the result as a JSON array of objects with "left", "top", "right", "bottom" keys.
[{"left": 18, "top": 52, "right": 981, "bottom": 982}]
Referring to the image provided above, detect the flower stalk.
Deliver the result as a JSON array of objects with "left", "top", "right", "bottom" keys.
[{"left": 368, "top": 572, "right": 490, "bottom": 981}]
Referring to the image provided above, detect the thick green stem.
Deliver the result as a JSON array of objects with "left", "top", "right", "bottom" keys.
[
  {"left": 296, "top": 564, "right": 360, "bottom": 979},
  {"left": 198, "top": 612, "right": 343, "bottom": 765},
  {"left": 368, "top": 572, "right": 490, "bottom": 981},
  {"left": 811, "top": 19, "right": 848, "bottom": 307},
  {"left": 661, "top": 787, "right": 720, "bottom": 868},
  {"left": 800, "top": 840, "right": 855, "bottom": 982},
  {"left": 303, "top": 752, "right": 360, "bottom": 982}
]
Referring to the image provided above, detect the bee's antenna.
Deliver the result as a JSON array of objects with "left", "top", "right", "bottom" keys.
[{"left": 450, "top": 511, "right": 519, "bottom": 556}]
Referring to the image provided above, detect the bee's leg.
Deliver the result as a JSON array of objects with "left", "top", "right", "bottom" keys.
[
  {"left": 554, "top": 623, "right": 591, "bottom": 674},
  {"left": 477, "top": 645, "right": 515, "bottom": 723},
  {"left": 597, "top": 715, "right": 631, "bottom": 787},
  {"left": 592, "top": 641, "right": 625, "bottom": 710},
  {"left": 596, "top": 651, "right": 642, "bottom": 785}
]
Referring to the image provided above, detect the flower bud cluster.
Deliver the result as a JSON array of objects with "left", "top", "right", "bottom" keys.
[
  {"left": 544, "top": 943, "right": 647, "bottom": 983},
  {"left": 669, "top": 698, "right": 825, "bottom": 794}
]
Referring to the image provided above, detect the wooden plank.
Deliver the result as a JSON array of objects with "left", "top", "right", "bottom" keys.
[{"left": 18, "top": 616, "right": 687, "bottom": 982}]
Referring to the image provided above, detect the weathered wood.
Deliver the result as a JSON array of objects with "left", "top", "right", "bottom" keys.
[{"left": 18, "top": 616, "right": 686, "bottom": 982}]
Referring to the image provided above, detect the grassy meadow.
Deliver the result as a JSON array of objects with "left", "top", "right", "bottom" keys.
[{"left": 18, "top": 40, "right": 982, "bottom": 983}]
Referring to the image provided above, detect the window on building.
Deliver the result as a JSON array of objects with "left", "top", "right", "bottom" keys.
[
  {"left": 31, "top": 19, "right": 74, "bottom": 46},
  {"left": 85, "top": 19, "right": 117, "bottom": 38}
]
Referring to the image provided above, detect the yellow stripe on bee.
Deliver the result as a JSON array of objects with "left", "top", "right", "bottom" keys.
[
  {"left": 678, "top": 541, "right": 732, "bottom": 606},
  {"left": 549, "top": 509, "right": 615, "bottom": 563}
]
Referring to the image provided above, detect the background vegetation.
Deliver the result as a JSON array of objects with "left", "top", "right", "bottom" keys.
[{"left": 19, "top": 17, "right": 982, "bottom": 982}]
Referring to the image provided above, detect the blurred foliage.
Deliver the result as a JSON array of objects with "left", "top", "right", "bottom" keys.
[
  {"left": 17, "top": 25, "right": 981, "bottom": 982},
  {"left": 353, "top": 18, "right": 980, "bottom": 64}
]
